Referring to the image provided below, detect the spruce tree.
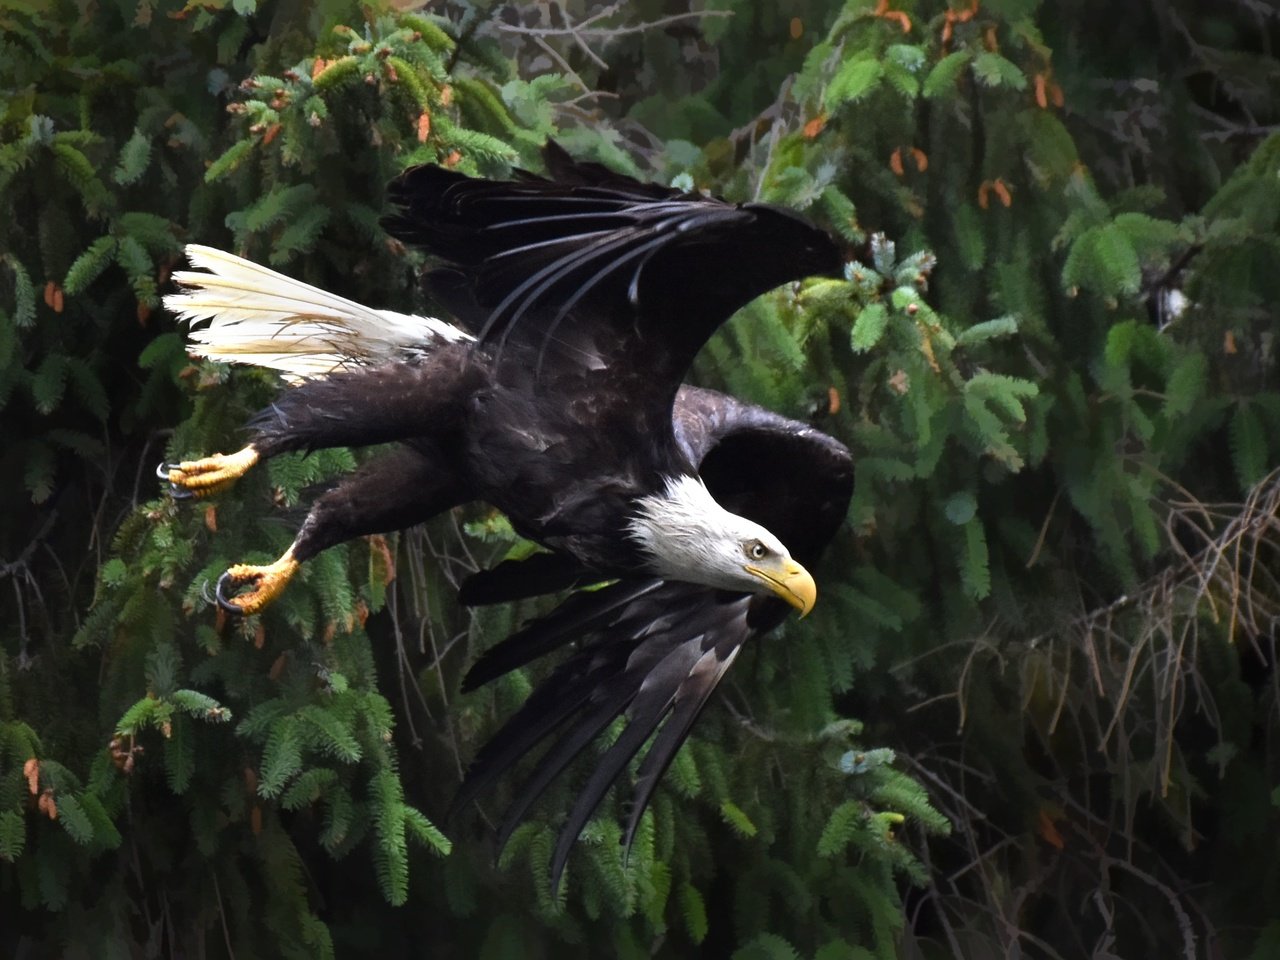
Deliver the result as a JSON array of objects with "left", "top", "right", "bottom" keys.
[{"left": 4, "top": 1, "right": 1280, "bottom": 957}]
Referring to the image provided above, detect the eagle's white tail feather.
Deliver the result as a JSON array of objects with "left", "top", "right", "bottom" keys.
[{"left": 164, "top": 244, "right": 472, "bottom": 382}]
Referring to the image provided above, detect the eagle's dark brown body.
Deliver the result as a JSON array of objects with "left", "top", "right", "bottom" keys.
[
  {"left": 243, "top": 146, "right": 847, "bottom": 580},
  {"left": 251, "top": 340, "right": 690, "bottom": 574}
]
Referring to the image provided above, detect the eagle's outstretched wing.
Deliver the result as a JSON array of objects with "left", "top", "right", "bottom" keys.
[
  {"left": 452, "top": 386, "right": 853, "bottom": 887},
  {"left": 383, "top": 143, "right": 844, "bottom": 414}
]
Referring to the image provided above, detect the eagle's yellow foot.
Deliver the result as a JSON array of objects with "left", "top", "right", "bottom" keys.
[
  {"left": 160, "top": 446, "right": 259, "bottom": 500},
  {"left": 215, "top": 549, "right": 299, "bottom": 616}
]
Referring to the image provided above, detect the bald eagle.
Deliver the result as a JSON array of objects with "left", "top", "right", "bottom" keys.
[
  {"left": 163, "top": 144, "right": 854, "bottom": 883},
  {"left": 449, "top": 384, "right": 853, "bottom": 886}
]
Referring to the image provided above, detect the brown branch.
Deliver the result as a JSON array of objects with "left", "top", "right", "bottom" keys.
[{"left": 495, "top": 6, "right": 731, "bottom": 40}]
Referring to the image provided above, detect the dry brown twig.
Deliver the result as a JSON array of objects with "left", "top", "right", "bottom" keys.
[
  {"left": 493, "top": 2, "right": 732, "bottom": 95},
  {"left": 902, "top": 471, "right": 1280, "bottom": 956},
  {"left": 946, "top": 468, "right": 1280, "bottom": 797}
]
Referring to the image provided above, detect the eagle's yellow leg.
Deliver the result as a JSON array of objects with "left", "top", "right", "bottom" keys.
[
  {"left": 216, "top": 547, "right": 299, "bottom": 616},
  {"left": 165, "top": 445, "right": 259, "bottom": 499}
]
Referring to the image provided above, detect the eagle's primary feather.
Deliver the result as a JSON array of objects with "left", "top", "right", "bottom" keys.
[{"left": 161, "top": 144, "right": 853, "bottom": 887}]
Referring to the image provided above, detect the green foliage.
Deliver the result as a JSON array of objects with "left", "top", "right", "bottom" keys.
[
  {"left": 0, "top": 0, "right": 524, "bottom": 953},
  {"left": 850, "top": 303, "right": 889, "bottom": 352},
  {"left": 720, "top": 799, "right": 759, "bottom": 838},
  {"left": 679, "top": 880, "right": 709, "bottom": 944},
  {"left": 650, "top": 0, "right": 1280, "bottom": 955},
  {"left": 825, "top": 58, "right": 885, "bottom": 107},
  {"left": 0, "top": 810, "right": 26, "bottom": 861},
  {"left": 734, "top": 932, "right": 803, "bottom": 960},
  {"left": 5, "top": 0, "right": 1280, "bottom": 958}
]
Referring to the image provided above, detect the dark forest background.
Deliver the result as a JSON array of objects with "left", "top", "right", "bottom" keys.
[{"left": 2, "top": 0, "right": 1279, "bottom": 957}]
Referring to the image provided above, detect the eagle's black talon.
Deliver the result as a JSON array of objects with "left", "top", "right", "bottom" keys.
[
  {"left": 199, "top": 579, "right": 217, "bottom": 606},
  {"left": 215, "top": 570, "right": 255, "bottom": 615},
  {"left": 158, "top": 461, "right": 195, "bottom": 500},
  {"left": 211, "top": 552, "right": 297, "bottom": 617}
]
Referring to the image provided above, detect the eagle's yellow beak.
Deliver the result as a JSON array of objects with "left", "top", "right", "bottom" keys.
[{"left": 745, "top": 557, "right": 817, "bottom": 617}]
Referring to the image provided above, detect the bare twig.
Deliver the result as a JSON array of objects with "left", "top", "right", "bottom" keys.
[
  {"left": 532, "top": 35, "right": 592, "bottom": 91},
  {"left": 1102, "top": 855, "right": 1198, "bottom": 960},
  {"left": 494, "top": 6, "right": 731, "bottom": 40},
  {"left": 212, "top": 871, "right": 237, "bottom": 960}
]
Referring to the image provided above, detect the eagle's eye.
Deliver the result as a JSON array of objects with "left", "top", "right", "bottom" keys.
[{"left": 744, "top": 540, "right": 768, "bottom": 560}]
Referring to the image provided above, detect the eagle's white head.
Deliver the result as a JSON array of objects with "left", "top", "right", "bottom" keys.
[{"left": 628, "top": 475, "right": 817, "bottom": 615}]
